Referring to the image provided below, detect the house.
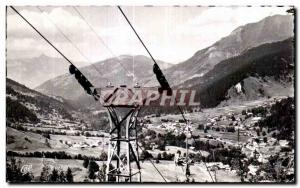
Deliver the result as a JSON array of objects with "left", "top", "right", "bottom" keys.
[
  {"left": 259, "top": 142, "right": 267, "bottom": 147},
  {"left": 246, "top": 112, "right": 253, "bottom": 117},
  {"left": 251, "top": 117, "right": 262, "bottom": 124},
  {"left": 279, "top": 140, "right": 289, "bottom": 148},
  {"left": 206, "top": 122, "right": 212, "bottom": 127},
  {"left": 267, "top": 138, "right": 277, "bottom": 146},
  {"left": 258, "top": 154, "right": 268, "bottom": 163},
  {"left": 72, "top": 143, "right": 81, "bottom": 148},
  {"left": 207, "top": 162, "right": 229, "bottom": 170},
  {"left": 248, "top": 165, "right": 259, "bottom": 176}
]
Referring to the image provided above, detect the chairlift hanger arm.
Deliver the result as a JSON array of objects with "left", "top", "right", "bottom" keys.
[{"left": 117, "top": 6, "right": 172, "bottom": 94}]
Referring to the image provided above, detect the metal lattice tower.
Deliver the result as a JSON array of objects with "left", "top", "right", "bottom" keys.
[
  {"left": 105, "top": 106, "right": 141, "bottom": 182},
  {"left": 98, "top": 87, "right": 142, "bottom": 182}
]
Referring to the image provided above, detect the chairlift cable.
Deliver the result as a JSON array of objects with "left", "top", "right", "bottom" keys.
[
  {"left": 191, "top": 136, "right": 216, "bottom": 182},
  {"left": 137, "top": 144, "right": 168, "bottom": 182},
  {"left": 36, "top": 6, "right": 109, "bottom": 84},
  {"left": 72, "top": 6, "right": 135, "bottom": 85},
  {"left": 9, "top": 6, "right": 75, "bottom": 67},
  {"left": 10, "top": 6, "right": 104, "bottom": 102},
  {"left": 117, "top": 6, "right": 158, "bottom": 66}
]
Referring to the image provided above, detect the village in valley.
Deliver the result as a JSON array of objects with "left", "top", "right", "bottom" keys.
[{"left": 7, "top": 82, "right": 295, "bottom": 182}]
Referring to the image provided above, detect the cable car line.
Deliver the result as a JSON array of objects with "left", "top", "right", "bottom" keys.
[
  {"left": 10, "top": 6, "right": 75, "bottom": 67},
  {"left": 72, "top": 6, "right": 135, "bottom": 85},
  {"left": 9, "top": 6, "right": 101, "bottom": 101},
  {"left": 117, "top": 6, "right": 158, "bottom": 66},
  {"left": 136, "top": 145, "right": 168, "bottom": 182},
  {"left": 36, "top": 6, "right": 109, "bottom": 84}
]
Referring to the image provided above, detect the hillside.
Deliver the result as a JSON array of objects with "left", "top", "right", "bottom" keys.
[
  {"left": 221, "top": 76, "right": 293, "bottom": 106},
  {"left": 6, "top": 127, "right": 68, "bottom": 151},
  {"left": 181, "top": 38, "right": 294, "bottom": 108},
  {"left": 145, "top": 15, "right": 293, "bottom": 87},
  {"left": 255, "top": 97, "right": 295, "bottom": 141},
  {"left": 6, "top": 78, "right": 75, "bottom": 124}
]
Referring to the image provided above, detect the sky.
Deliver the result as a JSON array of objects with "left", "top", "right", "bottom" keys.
[{"left": 7, "top": 6, "right": 289, "bottom": 64}]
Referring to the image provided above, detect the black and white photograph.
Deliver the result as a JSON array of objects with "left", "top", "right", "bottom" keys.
[{"left": 5, "top": 4, "right": 295, "bottom": 183}]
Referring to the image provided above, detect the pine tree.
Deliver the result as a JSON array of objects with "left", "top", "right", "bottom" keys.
[
  {"left": 97, "top": 164, "right": 106, "bottom": 182},
  {"left": 88, "top": 160, "right": 99, "bottom": 181},
  {"left": 50, "top": 168, "right": 59, "bottom": 182},
  {"left": 83, "top": 158, "right": 89, "bottom": 168},
  {"left": 58, "top": 171, "right": 66, "bottom": 182},
  {"left": 40, "top": 165, "right": 50, "bottom": 182},
  {"left": 7, "top": 158, "right": 33, "bottom": 182},
  {"left": 66, "top": 167, "right": 73, "bottom": 182},
  {"left": 88, "top": 168, "right": 96, "bottom": 181}
]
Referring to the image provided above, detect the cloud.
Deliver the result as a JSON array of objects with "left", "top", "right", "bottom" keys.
[
  {"left": 175, "top": 7, "right": 288, "bottom": 52},
  {"left": 7, "top": 6, "right": 290, "bottom": 64}
]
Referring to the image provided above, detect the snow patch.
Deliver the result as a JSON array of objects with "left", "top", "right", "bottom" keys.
[
  {"left": 188, "top": 73, "right": 204, "bottom": 79},
  {"left": 235, "top": 83, "right": 242, "bottom": 94}
]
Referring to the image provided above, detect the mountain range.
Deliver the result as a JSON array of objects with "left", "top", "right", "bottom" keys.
[
  {"left": 35, "top": 55, "right": 172, "bottom": 102},
  {"left": 7, "top": 54, "right": 72, "bottom": 89},
  {"left": 147, "top": 14, "right": 294, "bottom": 86},
  {"left": 8, "top": 14, "right": 295, "bottom": 111}
]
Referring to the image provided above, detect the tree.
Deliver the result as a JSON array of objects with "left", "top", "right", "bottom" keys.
[
  {"left": 157, "top": 140, "right": 166, "bottom": 151},
  {"left": 88, "top": 168, "right": 96, "bottom": 181},
  {"left": 85, "top": 132, "right": 91, "bottom": 137},
  {"left": 89, "top": 160, "right": 99, "bottom": 172},
  {"left": 140, "top": 150, "right": 153, "bottom": 159},
  {"left": 157, "top": 153, "right": 162, "bottom": 160},
  {"left": 99, "top": 152, "right": 108, "bottom": 161},
  {"left": 242, "top": 110, "right": 247, "bottom": 115},
  {"left": 256, "top": 129, "right": 260, "bottom": 137},
  {"left": 21, "top": 172, "right": 34, "bottom": 182},
  {"left": 6, "top": 158, "right": 33, "bottom": 182},
  {"left": 83, "top": 158, "right": 89, "bottom": 168},
  {"left": 40, "top": 165, "right": 50, "bottom": 182},
  {"left": 66, "top": 167, "right": 73, "bottom": 182},
  {"left": 162, "top": 152, "right": 168, "bottom": 159},
  {"left": 49, "top": 168, "right": 59, "bottom": 182},
  {"left": 45, "top": 138, "right": 51, "bottom": 148},
  {"left": 58, "top": 171, "right": 66, "bottom": 182},
  {"left": 97, "top": 164, "right": 106, "bottom": 182},
  {"left": 198, "top": 124, "right": 204, "bottom": 130},
  {"left": 88, "top": 161, "right": 99, "bottom": 181},
  {"left": 6, "top": 97, "right": 39, "bottom": 123}
]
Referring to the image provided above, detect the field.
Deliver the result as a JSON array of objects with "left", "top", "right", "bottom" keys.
[{"left": 8, "top": 157, "right": 240, "bottom": 182}]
